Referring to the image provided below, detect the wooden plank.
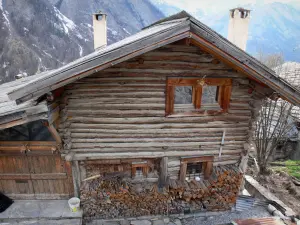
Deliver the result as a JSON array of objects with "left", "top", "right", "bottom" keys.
[
  {"left": 181, "top": 156, "right": 214, "bottom": 163},
  {"left": 168, "top": 78, "right": 231, "bottom": 86},
  {"left": 0, "top": 174, "right": 31, "bottom": 180},
  {"left": 31, "top": 173, "right": 67, "bottom": 180}
]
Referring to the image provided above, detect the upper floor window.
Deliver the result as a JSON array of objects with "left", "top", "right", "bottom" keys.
[{"left": 166, "top": 78, "right": 232, "bottom": 117}]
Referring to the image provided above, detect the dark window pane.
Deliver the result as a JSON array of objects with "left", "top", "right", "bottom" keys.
[
  {"left": 0, "top": 120, "right": 55, "bottom": 141},
  {"left": 174, "top": 86, "right": 192, "bottom": 104},
  {"left": 202, "top": 86, "right": 218, "bottom": 104},
  {"left": 186, "top": 162, "right": 203, "bottom": 180}
]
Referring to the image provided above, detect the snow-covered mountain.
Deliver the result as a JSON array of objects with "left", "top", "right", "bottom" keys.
[
  {"left": 0, "top": 0, "right": 163, "bottom": 83},
  {"left": 150, "top": 0, "right": 300, "bottom": 62}
]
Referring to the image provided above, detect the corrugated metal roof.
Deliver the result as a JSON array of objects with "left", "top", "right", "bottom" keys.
[{"left": 0, "top": 73, "right": 49, "bottom": 129}]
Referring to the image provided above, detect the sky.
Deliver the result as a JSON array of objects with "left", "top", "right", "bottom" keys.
[{"left": 154, "top": 0, "right": 296, "bottom": 13}]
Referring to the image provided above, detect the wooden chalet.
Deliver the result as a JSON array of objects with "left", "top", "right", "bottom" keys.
[{"left": 0, "top": 10, "right": 300, "bottom": 216}]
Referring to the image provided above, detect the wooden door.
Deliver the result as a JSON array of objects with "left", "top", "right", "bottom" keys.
[{"left": 0, "top": 153, "right": 74, "bottom": 199}]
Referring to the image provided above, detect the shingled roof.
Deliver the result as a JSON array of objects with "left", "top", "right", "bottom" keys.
[{"left": 1, "top": 11, "right": 300, "bottom": 128}]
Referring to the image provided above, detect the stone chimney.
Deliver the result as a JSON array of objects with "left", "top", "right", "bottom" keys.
[
  {"left": 228, "top": 8, "right": 250, "bottom": 51},
  {"left": 93, "top": 12, "right": 107, "bottom": 50}
]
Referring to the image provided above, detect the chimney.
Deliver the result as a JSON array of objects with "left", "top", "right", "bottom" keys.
[
  {"left": 93, "top": 12, "right": 107, "bottom": 50},
  {"left": 228, "top": 8, "right": 250, "bottom": 51}
]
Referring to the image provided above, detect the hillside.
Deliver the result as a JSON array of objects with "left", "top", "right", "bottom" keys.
[{"left": 0, "top": 0, "right": 163, "bottom": 83}]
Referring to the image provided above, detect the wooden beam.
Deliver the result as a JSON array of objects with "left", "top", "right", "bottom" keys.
[
  {"left": 204, "top": 161, "right": 213, "bottom": 179},
  {"left": 181, "top": 156, "right": 214, "bottom": 163},
  {"left": 71, "top": 161, "right": 81, "bottom": 198},
  {"left": 47, "top": 124, "right": 62, "bottom": 145},
  {"left": 179, "top": 162, "right": 187, "bottom": 182}
]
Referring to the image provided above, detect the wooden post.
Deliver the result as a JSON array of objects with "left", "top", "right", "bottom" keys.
[
  {"left": 179, "top": 162, "right": 187, "bottom": 182},
  {"left": 72, "top": 161, "right": 81, "bottom": 197},
  {"left": 159, "top": 157, "right": 168, "bottom": 187},
  {"left": 204, "top": 161, "right": 213, "bottom": 179}
]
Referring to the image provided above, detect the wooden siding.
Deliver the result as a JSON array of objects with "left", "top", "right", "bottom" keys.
[
  {"left": 0, "top": 153, "right": 74, "bottom": 199},
  {"left": 59, "top": 44, "right": 254, "bottom": 164}
]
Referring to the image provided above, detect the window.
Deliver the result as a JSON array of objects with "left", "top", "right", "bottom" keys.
[
  {"left": 166, "top": 78, "right": 232, "bottom": 117},
  {"left": 0, "top": 121, "right": 55, "bottom": 141},
  {"left": 179, "top": 156, "right": 213, "bottom": 182},
  {"left": 186, "top": 162, "right": 203, "bottom": 181},
  {"left": 131, "top": 161, "right": 149, "bottom": 179}
]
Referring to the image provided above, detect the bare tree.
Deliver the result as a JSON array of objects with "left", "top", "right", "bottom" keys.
[
  {"left": 254, "top": 53, "right": 298, "bottom": 174},
  {"left": 255, "top": 96, "right": 296, "bottom": 174}
]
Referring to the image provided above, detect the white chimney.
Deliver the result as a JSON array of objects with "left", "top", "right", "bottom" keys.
[
  {"left": 93, "top": 12, "right": 107, "bottom": 50},
  {"left": 228, "top": 8, "right": 250, "bottom": 51}
]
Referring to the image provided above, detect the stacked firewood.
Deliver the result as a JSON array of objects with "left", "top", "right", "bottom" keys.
[
  {"left": 81, "top": 165, "right": 242, "bottom": 218},
  {"left": 168, "top": 165, "right": 243, "bottom": 211},
  {"left": 81, "top": 173, "right": 170, "bottom": 218}
]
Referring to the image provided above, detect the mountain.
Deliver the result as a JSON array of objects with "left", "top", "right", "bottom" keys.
[
  {"left": 48, "top": 0, "right": 164, "bottom": 44},
  {"left": 0, "top": 0, "right": 164, "bottom": 83},
  {"left": 150, "top": 1, "right": 300, "bottom": 62},
  {"left": 0, "top": 0, "right": 93, "bottom": 83}
]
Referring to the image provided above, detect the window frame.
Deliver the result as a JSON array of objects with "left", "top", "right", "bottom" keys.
[
  {"left": 179, "top": 156, "right": 214, "bottom": 182},
  {"left": 166, "top": 78, "right": 232, "bottom": 117}
]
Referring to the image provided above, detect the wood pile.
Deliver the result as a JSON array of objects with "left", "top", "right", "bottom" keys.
[
  {"left": 168, "top": 165, "right": 242, "bottom": 211},
  {"left": 81, "top": 165, "right": 242, "bottom": 219}
]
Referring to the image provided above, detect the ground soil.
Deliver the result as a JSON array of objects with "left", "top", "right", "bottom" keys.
[{"left": 247, "top": 166, "right": 300, "bottom": 215}]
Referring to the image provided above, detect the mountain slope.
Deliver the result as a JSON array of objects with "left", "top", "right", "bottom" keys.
[
  {"left": 50, "top": 0, "right": 164, "bottom": 44},
  {"left": 0, "top": 0, "right": 93, "bottom": 83},
  {"left": 0, "top": 0, "right": 164, "bottom": 84}
]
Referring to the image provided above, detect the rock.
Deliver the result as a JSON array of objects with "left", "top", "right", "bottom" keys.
[
  {"left": 120, "top": 220, "right": 130, "bottom": 225},
  {"left": 174, "top": 219, "right": 182, "bottom": 225},
  {"left": 267, "top": 204, "right": 277, "bottom": 214},
  {"left": 163, "top": 218, "right": 170, "bottom": 223},
  {"left": 273, "top": 210, "right": 287, "bottom": 220},
  {"left": 153, "top": 220, "right": 164, "bottom": 225},
  {"left": 130, "top": 220, "right": 151, "bottom": 225}
]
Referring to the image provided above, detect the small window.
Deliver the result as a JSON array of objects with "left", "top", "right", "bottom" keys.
[
  {"left": 166, "top": 78, "right": 232, "bottom": 117},
  {"left": 131, "top": 161, "right": 149, "bottom": 179},
  {"left": 186, "top": 162, "right": 203, "bottom": 181},
  {"left": 179, "top": 156, "right": 213, "bottom": 182}
]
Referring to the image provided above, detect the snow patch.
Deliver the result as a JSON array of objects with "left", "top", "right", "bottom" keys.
[
  {"left": 3, "top": 11, "right": 10, "bottom": 27},
  {"left": 2, "top": 62, "right": 8, "bottom": 68},
  {"left": 42, "top": 50, "right": 53, "bottom": 58},
  {"left": 23, "top": 27, "right": 29, "bottom": 32},
  {"left": 54, "top": 7, "right": 76, "bottom": 34},
  {"left": 78, "top": 44, "right": 83, "bottom": 57},
  {"left": 76, "top": 33, "right": 83, "bottom": 39},
  {"left": 122, "top": 27, "right": 131, "bottom": 35},
  {"left": 0, "top": 0, "right": 3, "bottom": 10},
  {"left": 108, "top": 27, "right": 118, "bottom": 35}
]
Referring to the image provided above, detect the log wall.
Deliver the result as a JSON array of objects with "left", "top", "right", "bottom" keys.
[{"left": 59, "top": 43, "right": 255, "bottom": 167}]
